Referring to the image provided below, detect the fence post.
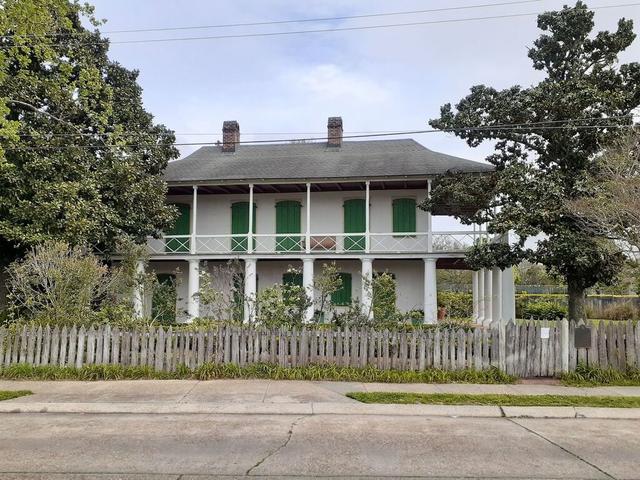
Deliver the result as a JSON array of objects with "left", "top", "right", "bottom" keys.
[{"left": 561, "top": 318, "right": 569, "bottom": 373}]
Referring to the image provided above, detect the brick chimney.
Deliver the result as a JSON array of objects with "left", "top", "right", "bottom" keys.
[
  {"left": 222, "top": 120, "right": 240, "bottom": 152},
  {"left": 327, "top": 116, "right": 343, "bottom": 147}
]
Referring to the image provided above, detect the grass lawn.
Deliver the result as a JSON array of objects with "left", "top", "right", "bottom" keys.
[
  {"left": 346, "top": 392, "right": 640, "bottom": 408},
  {"left": 0, "top": 390, "right": 31, "bottom": 402}
]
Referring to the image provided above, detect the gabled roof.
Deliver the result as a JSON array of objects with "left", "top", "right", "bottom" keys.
[{"left": 164, "top": 138, "right": 492, "bottom": 184}]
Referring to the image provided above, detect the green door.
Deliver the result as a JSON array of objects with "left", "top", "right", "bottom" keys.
[
  {"left": 331, "top": 273, "right": 352, "bottom": 306},
  {"left": 282, "top": 272, "right": 303, "bottom": 287},
  {"left": 276, "top": 201, "right": 302, "bottom": 252},
  {"left": 343, "top": 199, "right": 366, "bottom": 251},
  {"left": 152, "top": 274, "right": 177, "bottom": 323},
  {"left": 166, "top": 204, "right": 190, "bottom": 252},
  {"left": 231, "top": 202, "right": 256, "bottom": 252},
  {"left": 392, "top": 198, "right": 416, "bottom": 236}
]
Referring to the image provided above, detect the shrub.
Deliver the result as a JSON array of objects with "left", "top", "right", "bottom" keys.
[
  {"left": 437, "top": 291, "right": 472, "bottom": 318},
  {"left": 521, "top": 300, "right": 567, "bottom": 320},
  {"left": 599, "top": 302, "right": 638, "bottom": 320},
  {"left": 562, "top": 363, "right": 640, "bottom": 386}
]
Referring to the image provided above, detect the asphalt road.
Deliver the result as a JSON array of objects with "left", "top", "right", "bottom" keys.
[{"left": 0, "top": 413, "right": 639, "bottom": 479}]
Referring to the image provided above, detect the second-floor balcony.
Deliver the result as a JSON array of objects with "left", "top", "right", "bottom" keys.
[{"left": 147, "top": 230, "right": 487, "bottom": 256}]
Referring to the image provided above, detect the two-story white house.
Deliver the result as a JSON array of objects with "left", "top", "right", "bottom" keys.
[{"left": 136, "top": 117, "right": 515, "bottom": 324}]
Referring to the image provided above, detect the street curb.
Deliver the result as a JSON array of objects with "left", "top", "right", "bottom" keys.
[{"left": 1, "top": 401, "right": 640, "bottom": 419}]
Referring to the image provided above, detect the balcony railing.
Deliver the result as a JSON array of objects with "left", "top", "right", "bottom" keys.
[{"left": 146, "top": 231, "right": 488, "bottom": 255}]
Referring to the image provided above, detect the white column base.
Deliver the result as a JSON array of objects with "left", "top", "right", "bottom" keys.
[
  {"left": 302, "top": 257, "right": 315, "bottom": 323},
  {"left": 471, "top": 270, "right": 479, "bottom": 321},
  {"left": 501, "top": 266, "right": 516, "bottom": 323},
  {"left": 361, "top": 258, "right": 373, "bottom": 319},
  {"left": 244, "top": 259, "right": 257, "bottom": 323},
  {"left": 187, "top": 259, "right": 200, "bottom": 322},
  {"left": 423, "top": 258, "right": 437, "bottom": 324},
  {"left": 133, "top": 260, "right": 145, "bottom": 319},
  {"left": 477, "top": 269, "right": 485, "bottom": 324},
  {"left": 491, "top": 267, "right": 502, "bottom": 323},
  {"left": 483, "top": 268, "right": 493, "bottom": 325}
]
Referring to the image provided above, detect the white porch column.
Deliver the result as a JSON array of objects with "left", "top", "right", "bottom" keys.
[
  {"left": 477, "top": 269, "right": 485, "bottom": 324},
  {"left": 247, "top": 183, "right": 254, "bottom": 253},
  {"left": 133, "top": 260, "right": 145, "bottom": 319},
  {"left": 491, "top": 267, "right": 502, "bottom": 323},
  {"left": 305, "top": 182, "right": 311, "bottom": 254},
  {"left": 365, "top": 180, "right": 370, "bottom": 253},
  {"left": 302, "top": 257, "right": 315, "bottom": 322},
  {"left": 244, "top": 258, "right": 257, "bottom": 323},
  {"left": 361, "top": 258, "right": 374, "bottom": 319},
  {"left": 501, "top": 266, "right": 516, "bottom": 323},
  {"left": 190, "top": 185, "right": 198, "bottom": 254},
  {"left": 423, "top": 258, "right": 437, "bottom": 324},
  {"left": 471, "top": 270, "right": 479, "bottom": 321},
  {"left": 484, "top": 268, "right": 493, "bottom": 324},
  {"left": 426, "top": 179, "right": 433, "bottom": 252},
  {"left": 187, "top": 259, "right": 200, "bottom": 321}
]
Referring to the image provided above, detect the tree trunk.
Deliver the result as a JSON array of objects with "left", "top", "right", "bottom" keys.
[{"left": 567, "top": 277, "right": 586, "bottom": 321}]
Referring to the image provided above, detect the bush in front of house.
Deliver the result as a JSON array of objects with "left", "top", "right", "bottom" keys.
[
  {"left": 437, "top": 291, "right": 472, "bottom": 318},
  {"left": 521, "top": 300, "right": 568, "bottom": 320}
]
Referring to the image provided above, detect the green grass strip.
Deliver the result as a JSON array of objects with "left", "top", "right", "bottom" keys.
[
  {"left": 0, "top": 363, "right": 516, "bottom": 384},
  {"left": 346, "top": 391, "right": 640, "bottom": 408},
  {"left": 0, "top": 390, "right": 32, "bottom": 402}
]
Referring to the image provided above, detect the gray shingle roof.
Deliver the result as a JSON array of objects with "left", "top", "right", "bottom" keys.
[{"left": 164, "top": 139, "right": 492, "bottom": 184}]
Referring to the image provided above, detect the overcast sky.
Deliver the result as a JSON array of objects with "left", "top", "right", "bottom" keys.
[{"left": 89, "top": 0, "right": 640, "bottom": 161}]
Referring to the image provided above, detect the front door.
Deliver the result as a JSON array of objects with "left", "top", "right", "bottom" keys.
[{"left": 231, "top": 202, "right": 256, "bottom": 252}]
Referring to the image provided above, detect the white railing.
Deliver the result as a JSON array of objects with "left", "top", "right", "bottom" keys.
[{"left": 147, "top": 231, "right": 490, "bottom": 255}]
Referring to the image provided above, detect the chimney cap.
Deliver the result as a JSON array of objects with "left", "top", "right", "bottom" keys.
[
  {"left": 327, "top": 116, "right": 343, "bottom": 127},
  {"left": 223, "top": 120, "right": 240, "bottom": 131}
]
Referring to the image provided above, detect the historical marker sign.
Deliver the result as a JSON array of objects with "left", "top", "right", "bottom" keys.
[{"left": 574, "top": 325, "right": 592, "bottom": 349}]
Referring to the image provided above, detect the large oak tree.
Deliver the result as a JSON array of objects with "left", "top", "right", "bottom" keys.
[
  {"left": 425, "top": 2, "right": 640, "bottom": 320},
  {"left": 0, "top": 0, "right": 178, "bottom": 266}
]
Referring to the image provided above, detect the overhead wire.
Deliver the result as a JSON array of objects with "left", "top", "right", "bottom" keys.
[{"left": 2, "top": 2, "right": 639, "bottom": 48}]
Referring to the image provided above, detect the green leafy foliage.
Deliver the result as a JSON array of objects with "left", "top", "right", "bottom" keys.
[
  {"left": 521, "top": 300, "right": 568, "bottom": 320},
  {"left": 437, "top": 291, "right": 472, "bottom": 318},
  {"left": 0, "top": 1, "right": 178, "bottom": 265},
  {"left": 0, "top": 362, "right": 515, "bottom": 384},
  {"left": 562, "top": 363, "right": 640, "bottom": 386},
  {"left": 425, "top": 2, "right": 640, "bottom": 320}
]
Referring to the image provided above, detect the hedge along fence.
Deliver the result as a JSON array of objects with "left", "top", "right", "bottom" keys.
[{"left": 0, "top": 321, "right": 638, "bottom": 377}]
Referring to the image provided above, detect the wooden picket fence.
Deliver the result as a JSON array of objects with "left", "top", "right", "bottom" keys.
[{"left": 0, "top": 320, "right": 638, "bottom": 377}]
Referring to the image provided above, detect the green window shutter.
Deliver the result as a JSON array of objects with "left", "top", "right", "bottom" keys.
[
  {"left": 275, "top": 200, "right": 302, "bottom": 252},
  {"left": 166, "top": 204, "right": 190, "bottom": 252},
  {"left": 282, "top": 272, "right": 303, "bottom": 287},
  {"left": 343, "top": 199, "right": 366, "bottom": 251},
  {"left": 231, "top": 202, "right": 256, "bottom": 252},
  {"left": 331, "top": 273, "right": 352, "bottom": 306},
  {"left": 392, "top": 198, "right": 416, "bottom": 235}
]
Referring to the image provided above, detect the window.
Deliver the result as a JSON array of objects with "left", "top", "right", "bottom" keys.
[
  {"left": 282, "top": 272, "right": 303, "bottom": 287},
  {"left": 392, "top": 198, "right": 416, "bottom": 236},
  {"left": 331, "top": 273, "right": 352, "bottom": 306}
]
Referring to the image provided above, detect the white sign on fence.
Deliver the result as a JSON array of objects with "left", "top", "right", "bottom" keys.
[{"left": 540, "top": 327, "right": 550, "bottom": 339}]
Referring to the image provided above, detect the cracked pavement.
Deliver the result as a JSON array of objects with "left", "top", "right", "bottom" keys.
[{"left": 0, "top": 413, "right": 639, "bottom": 479}]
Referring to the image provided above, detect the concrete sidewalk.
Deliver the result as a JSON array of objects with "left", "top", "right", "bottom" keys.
[{"left": 1, "top": 379, "right": 640, "bottom": 418}]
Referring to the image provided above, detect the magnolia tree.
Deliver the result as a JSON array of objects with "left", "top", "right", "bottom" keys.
[{"left": 424, "top": 2, "right": 640, "bottom": 320}]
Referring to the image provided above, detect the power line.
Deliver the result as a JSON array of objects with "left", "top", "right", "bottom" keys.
[
  {"left": 2, "top": 0, "right": 542, "bottom": 38},
  {"left": 13, "top": 115, "right": 638, "bottom": 139},
  {"left": 3, "top": 2, "right": 639, "bottom": 48},
  {"left": 5, "top": 123, "right": 637, "bottom": 152}
]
